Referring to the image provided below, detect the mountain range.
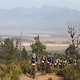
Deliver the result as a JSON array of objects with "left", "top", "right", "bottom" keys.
[{"left": 0, "top": 5, "right": 80, "bottom": 35}]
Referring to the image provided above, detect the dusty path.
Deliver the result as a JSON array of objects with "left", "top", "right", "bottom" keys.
[{"left": 20, "top": 72, "right": 63, "bottom": 80}]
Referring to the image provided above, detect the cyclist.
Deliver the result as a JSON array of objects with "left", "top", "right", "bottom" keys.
[
  {"left": 41, "top": 54, "right": 46, "bottom": 72},
  {"left": 46, "top": 53, "right": 52, "bottom": 73},
  {"left": 31, "top": 52, "right": 37, "bottom": 79}
]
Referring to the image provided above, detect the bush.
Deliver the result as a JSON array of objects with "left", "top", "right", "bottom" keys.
[
  {"left": 49, "top": 64, "right": 80, "bottom": 80},
  {"left": 20, "top": 63, "right": 31, "bottom": 74},
  {"left": 62, "top": 64, "right": 80, "bottom": 80},
  {"left": 0, "top": 63, "right": 22, "bottom": 80},
  {"left": 50, "top": 68, "right": 64, "bottom": 76},
  {"left": 52, "top": 64, "right": 80, "bottom": 80},
  {"left": 8, "top": 63, "right": 22, "bottom": 80},
  {"left": 0, "top": 64, "right": 7, "bottom": 79}
]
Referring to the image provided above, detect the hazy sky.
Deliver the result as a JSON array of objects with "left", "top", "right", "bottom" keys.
[{"left": 0, "top": 0, "right": 80, "bottom": 10}]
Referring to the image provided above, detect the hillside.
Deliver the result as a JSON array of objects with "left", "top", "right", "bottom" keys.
[{"left": 0, "top": 5, "right": 80, "bottom": 35}]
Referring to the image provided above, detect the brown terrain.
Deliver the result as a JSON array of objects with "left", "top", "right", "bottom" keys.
[
  {"left": 22, "top": 34, "right": 69, "bottom": 51},
  {"left": 20, "top": 72, "right": 63, "bottom": 80}
]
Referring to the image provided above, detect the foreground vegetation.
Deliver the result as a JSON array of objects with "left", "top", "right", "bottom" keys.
[
  {"left": 0, "top": 25, "right": 80, "bottom": 80},
  {"left": 0, "top": 63, "right": 21, "bottom": 80}
]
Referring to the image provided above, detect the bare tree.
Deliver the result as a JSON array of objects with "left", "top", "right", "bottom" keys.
[{"left": 65, "top": 23, "right": 80, "bottom": 61}]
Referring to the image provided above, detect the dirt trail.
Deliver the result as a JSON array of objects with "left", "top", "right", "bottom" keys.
[{"left": 20, "top": 72, "right": 63, "bottom": 80}]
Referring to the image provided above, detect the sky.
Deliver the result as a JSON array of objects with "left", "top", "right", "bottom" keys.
[{"left": 0, "top": 0, "right": 80, "bottom": 10}]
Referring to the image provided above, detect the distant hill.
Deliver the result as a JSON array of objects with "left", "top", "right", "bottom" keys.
[{"left": 0, "top": 5, "right": 80, "bottom": 35}]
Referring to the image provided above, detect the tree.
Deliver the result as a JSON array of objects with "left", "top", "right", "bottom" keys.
[
  {"left": 65, "top": 24, "right": 80, "bottom": 61},
  {"left": 21, "top": 47, "right": 28, "bottom": 60},
  {"left": 30, "top": 35, "right": 47, "bottom": 59},
  {"left": 0, "top": 38, "right": 17, "bottom": 61}
]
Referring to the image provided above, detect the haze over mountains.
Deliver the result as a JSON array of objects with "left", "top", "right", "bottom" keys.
[{"left": 0, "top": 5, "right": 80, "bottom": 35}]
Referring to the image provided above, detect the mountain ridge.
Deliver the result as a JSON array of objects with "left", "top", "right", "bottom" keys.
[{"left": 0, "top": 5, "right": 80, "bottom": 35}]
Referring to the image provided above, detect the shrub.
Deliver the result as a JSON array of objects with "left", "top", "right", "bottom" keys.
[
  {"left": 0, "top": 63, "right": 22, "bottom": 80},
  {"left": 8, "top": 63, "right": 22, "bottom": 80},
  {"left": 52, "top": 64, "right": 80, "bottom": 80},
  {"left": 62, "top": 64, "right": 80, "bottom": 80},
  {"left": 20, "top": 63, "right": 31, "bottom": 74},
  {"left": 49, "top": 64, "right": 80, "bottom": 80}
]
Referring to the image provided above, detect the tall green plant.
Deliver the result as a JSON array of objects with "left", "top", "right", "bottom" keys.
[
  {"left": 30, "top": 35, "right": 47, "bottom": 58},
  {"left": 22, "top": 47, "right": 28, "bottom": 60},
  {"left": 0, "top": 38, "right": 17, "bottom": 61}
]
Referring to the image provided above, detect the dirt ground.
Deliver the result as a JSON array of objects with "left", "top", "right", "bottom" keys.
[{"left": 20, "top": 72, "right": 63, "bottom": 80}]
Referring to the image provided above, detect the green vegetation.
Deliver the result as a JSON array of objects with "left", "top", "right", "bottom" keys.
[
  {"left": 20, "top": 62, "right": 31, "bottom": 74},
  {"left": 0, "top": 63, "right": 21, "bottom": 80},
  {"left": 22, "top": 47, "right": 28, "bottom": 60},
  {"left": 0, "top": 28, "right": 79, "bottom": 80},
  {"left": 0, "top": 38, "right": 17, "bottom": 61},
  {"left": 0, "top": 38, "right": 29, "bottom": 80},
  {"left": 30, "top": 35, "right": 47, "bottom": 59},
  {"left": 51, "top": 64, "right": 80, "bottom": 80},
  {"left": 51, "top": 25, "right": 80, "bottom": 80},
  {"left": 63, "top": 64, "right": 80, "bottom": 80}
]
